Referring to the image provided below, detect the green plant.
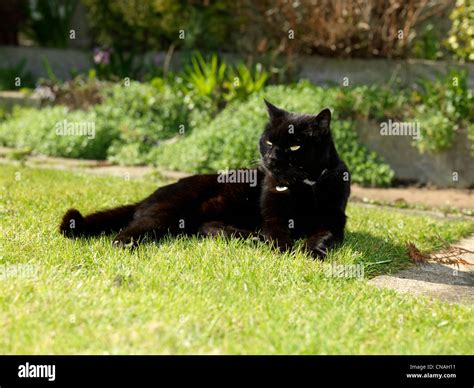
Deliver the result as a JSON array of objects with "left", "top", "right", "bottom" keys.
[
  {"left": 410, "top": 23, "right": 444, "bottom": 60},
  {"left": 152, "top": 82, "right": 394, "bottom": 186},
  {"left": 82, "top": 0, "right": 235, "bottom": 52},
  {"left": 0, "top": 106, "right": 117, "bottom": 159},
  {"left": 413, "top": 109, "right": 454, "bottom": 153},
  {"left": 22, "top": 0, "right": 79, "bottom": 48},
  {"left": 183, "top": 52, "right": 227, "bottom": 106},
  {"left": 0, "top": 78, "right": 211, "bottom": 163},
  {"left": 333, "top": 84, "right": 408, "bottom": 122},
  {"left": 0, "top": 106, "right": 9, "bottom": 122},
  {"left": 182, "top": 52, "right": 270, "bottom": 110},
  {"left": 224, "top": 63, "right": 269, "bottom": 101},
  {"left": 41, "top": 56, "right": 61, "bottom": 84},
  {"left": 2, "top": 69, "right": 470, "bottom": 179},
  {"left": 445, "top": 0, "right": 474, "bottom": 62},
  {"left": 412, "top": 69, "right": 474, "bottom": 152},
  {"left": 0, "top": 59, "right": 34, "bottom": 90},
  {"left": 102, "top": 81, "right": 211, "bottom": 165}
]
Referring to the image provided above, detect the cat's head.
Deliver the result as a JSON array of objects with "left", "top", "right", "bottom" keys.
[{"left": 259, "top": 100, "right": 333, "bottom": 185}]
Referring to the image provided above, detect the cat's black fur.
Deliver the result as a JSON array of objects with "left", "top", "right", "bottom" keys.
[{"left": 60, "top": 100, "right": 350, "bottom": 259}]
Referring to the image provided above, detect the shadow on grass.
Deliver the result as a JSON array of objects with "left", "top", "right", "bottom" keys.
[
  {"left": 343, "top": 231, "right": 409, "bottom": 277},
  {"left": 64, "top": 228, "right": 427, "bottom": 279}
]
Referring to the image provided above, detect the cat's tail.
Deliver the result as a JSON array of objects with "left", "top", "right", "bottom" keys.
[{"left": 59, "top": 204, "right": 137, "bottom": 238}]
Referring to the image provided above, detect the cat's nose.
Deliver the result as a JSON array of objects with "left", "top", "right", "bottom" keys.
[
  {"left": 269, "top": 148, "right": 278, "bottom": 160},
  {"left": 267, "top": 157, "right": 279, "bottom": 169},
  {"left": 267, "top": 153, "right": 277, "bottom": 163}
]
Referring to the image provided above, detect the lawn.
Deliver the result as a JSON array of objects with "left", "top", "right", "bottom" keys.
[{"left": 0, "top": 164, "right": 473, "bottom": 354}]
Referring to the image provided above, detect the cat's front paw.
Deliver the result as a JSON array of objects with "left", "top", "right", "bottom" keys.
[
  {"left": 113, "top": 233, "right": 139, "bottom": 248},
  {"left": 263, "top": 232, "right": 292, "bottom": 253},
  {"left": 303, "top": 240, "right": 329, "bottom": 260},
  {"left": 304, "top": 231, "right": 336, "bottom": 260}
]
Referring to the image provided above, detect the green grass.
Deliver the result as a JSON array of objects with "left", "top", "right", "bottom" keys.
[{"left": 0, "top": 165, "right": 473, "bottom": 354}]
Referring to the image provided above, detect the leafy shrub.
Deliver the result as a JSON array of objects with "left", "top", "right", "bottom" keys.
[
  {"left": 412, "top": 69, "right": 474, "bottom": 152},
  {"left": 446, "top": 0, "right": 474, "bottom": 62},
  {"left": 333, "top": 84, "right": 408, "bottom": 121},
  {"left": 102, "top": 81, "right": 212, "bottom": 165},
  {"left": 0, "top": 79, "right": 211, "bottom": 163},
  {"left": 82, "top": 0, "right": 452, "bottom": 60},
  {"left": 334, "top": 70, "right": 474, "bottom": 154},
  {"left": 237, "top": 0, "right": 450, "bottom": 58},
  {"left": 413, "top": 110, "right": 454, "bottom": 153},
  {"left": 151, "top": 82, "right": 394, "bottom": 186},
  {"left": 2, "top": 71, "right": 470, "bottom": 184},
  {"left": 0, "top": 106, "right": 116, "bottom": 159},
  {"left": 82, "top": 0, "right": 235, "bottom": 52}
]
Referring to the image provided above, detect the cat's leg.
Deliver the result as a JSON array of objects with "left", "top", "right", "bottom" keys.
[
  {"left": 304, "top": 213, "right": 346, "bottom": 259},
  {"left": 198, "top": 221, "right": 257, "bottom": 239},
  {"left": 260, "top": 190, "right": 293, "bottom": 252},
  {"left": 303, "top": 230, "right": 343, "bottom": 260},
  {"left": 112, "top": 204, "right": 188, "bottom": 247},
  {"left": 261, "top": 215, "right": 293, "bottom": 252},
  {"left": 113, "top": 217, "right": 162, "bottom": 247}
]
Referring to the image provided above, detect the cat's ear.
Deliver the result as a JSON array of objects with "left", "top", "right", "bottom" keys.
[
  {"left": 315, "top": 108, "right": 331, "bottom": 130},
  {"left": 305, "top": 108, "right": 331, "bottom": 136},
  {"left": 264, "top": 99, "right": 287, "bottom": 120}
]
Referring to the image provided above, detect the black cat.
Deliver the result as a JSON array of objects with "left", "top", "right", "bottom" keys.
[{"left": 60, "top": 100, "right": 350, "bottom": 259}]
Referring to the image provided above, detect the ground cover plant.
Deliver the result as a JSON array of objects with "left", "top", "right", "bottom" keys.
[
  {"left": 1, "top": 63, "right": 472, "bottom": 186},
  {"left": 1, "top": 165, "right": 472, "bottom": 354}
]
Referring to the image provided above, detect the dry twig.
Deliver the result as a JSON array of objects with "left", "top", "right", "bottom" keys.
[{"left": 406, "top": 242, "right": 474, "bottom": 267}]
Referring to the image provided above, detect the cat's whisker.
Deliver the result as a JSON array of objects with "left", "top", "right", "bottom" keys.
[{"left": 249, "top": 158, "right": 262, "bottom": 166}]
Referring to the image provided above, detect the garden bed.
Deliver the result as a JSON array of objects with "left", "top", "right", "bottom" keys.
[{"left": 1, "top": 54, "right": 472, "bottom": 188}]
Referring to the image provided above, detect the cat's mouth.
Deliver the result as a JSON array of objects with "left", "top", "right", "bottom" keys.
[{"left": 260, "top": 160, "right": 304, "bottom": 185}]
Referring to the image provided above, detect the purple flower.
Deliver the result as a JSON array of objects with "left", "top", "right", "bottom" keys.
[
  {"left": 34, "top": 85, "right": 55, "bottom": 101},
  {"left": 93, "top": 47, "right": 111, "bottom": 65}
]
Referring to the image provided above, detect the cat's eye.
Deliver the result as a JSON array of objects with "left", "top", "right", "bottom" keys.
[
  {"left": 289, "top": 145, "right": 301, "bottom": 151},
  {"left": 265, "top": 140, "right": 273, "bottom": 146}
]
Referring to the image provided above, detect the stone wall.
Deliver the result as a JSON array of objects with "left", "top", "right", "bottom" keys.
[
  {"left": 299, "top": 56, "right": 474, "bottom": 89},
  {"left": 2, "top": 46, "right": 474, "bottom": 87},
  {"left": 356, "top": 122, "right": 473, "bottom": 188}
]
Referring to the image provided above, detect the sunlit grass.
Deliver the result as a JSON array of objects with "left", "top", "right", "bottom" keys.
[{"left": 0, "top": 165, "right": 473, "bottom": 354}]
